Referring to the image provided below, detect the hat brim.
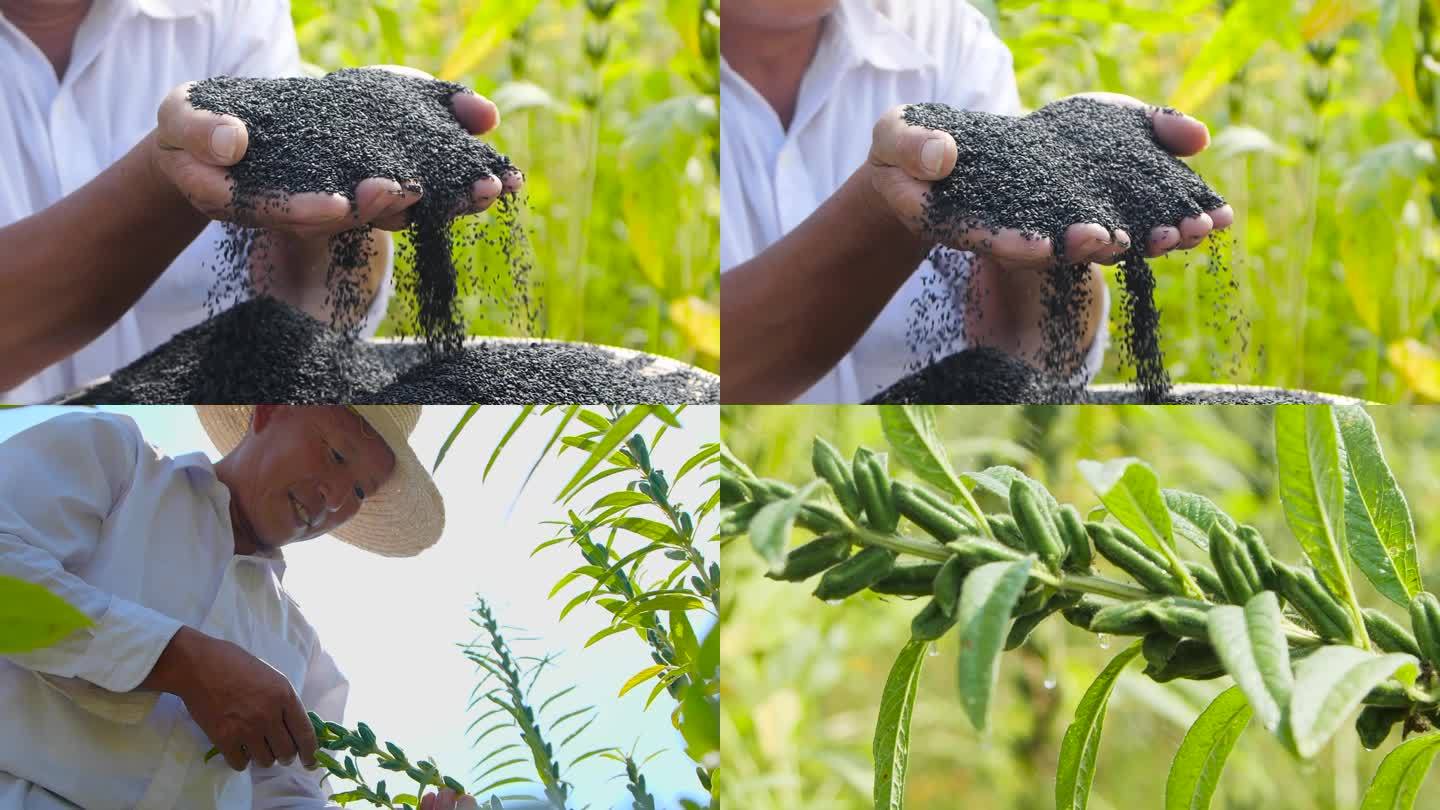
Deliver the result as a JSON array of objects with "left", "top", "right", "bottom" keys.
[{"left": 195, "top": 406, "right": 444, "bottom": 557}]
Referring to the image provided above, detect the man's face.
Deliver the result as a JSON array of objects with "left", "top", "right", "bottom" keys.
[
  {"left": 232, "top": 406, "right": 397, "bottom": 550},
  {"left": 722, "top": 0, "right": 839, "bottom": 31}
]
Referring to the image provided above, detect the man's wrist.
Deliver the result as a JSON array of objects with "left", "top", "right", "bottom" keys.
[
  {"left": 854, "top": 162, "right": 934, "bottom": 256},
  {"left": 137, "top": 624, "right": 204, "bottom": 697}
]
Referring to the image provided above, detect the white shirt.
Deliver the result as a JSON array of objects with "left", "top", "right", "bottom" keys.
[
  {"left": 720, "top": 0, "right": 1108, "bottom": 402},
  {"left": 0, "top": 412, "right": 349, "bottom": 810},
  {"left": 0, "top": 0, "right": 392, "bottom": 404}
]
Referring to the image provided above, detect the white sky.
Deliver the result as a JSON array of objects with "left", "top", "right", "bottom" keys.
[{"left": 0, "top": 405, "right": 718, "bottom": 809}]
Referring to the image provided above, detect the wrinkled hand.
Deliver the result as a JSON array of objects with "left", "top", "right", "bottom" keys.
[
  {"left": 420, "top": 788, "right": 478, "bottom": 810},
  {"left": 168, "top": 629, "right": 319, "bottom": 772},
  {"left": 867, "top": 92, "right": 1234, "bottom": 272},
  {"left": 150, "top": 65, "right": 524, "bottom": 239}
]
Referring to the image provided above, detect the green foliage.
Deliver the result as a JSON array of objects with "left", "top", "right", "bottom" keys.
[
  {"left": 721, "top": 404, "right": 1440, "bottom": 809},
  {"left": 291, "top": 0, "right": 717, "bottom": 369},
  {"left": 0, "top": 575, "right": 91, "bottom": 653}
]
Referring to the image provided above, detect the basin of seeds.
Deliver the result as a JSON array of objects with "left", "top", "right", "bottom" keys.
[
  {"left": 56, "top": 298, "right": 718, "bottom": 405},
  {"left": 865, "top": 347, "right": 1356, "bottom": 405}
]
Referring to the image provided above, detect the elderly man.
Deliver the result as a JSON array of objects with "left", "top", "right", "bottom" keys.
[
  {"left": 0, "top": 0, "right": 523, "bottom": 400},
  {"left": 0, "top": 406, "right": 472, "bottom": 810},
  {"left": 719, "top": 0, "right": 1235, "bottom": 402}
]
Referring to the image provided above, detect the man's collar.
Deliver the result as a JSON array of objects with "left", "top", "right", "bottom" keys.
[
  {"left": 132, "top": 0, "right": 210, "bottom": 20},
  {"left": 832, "top": 0, "right": 935, "bottom": 73}
]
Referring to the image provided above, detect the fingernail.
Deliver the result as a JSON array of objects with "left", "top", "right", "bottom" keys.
[
  {"left": 211, "top": 125, "right": 241, "bottom": 162},
  {"left": 921, "top": 138, "right": 945, "bottom": 174}
]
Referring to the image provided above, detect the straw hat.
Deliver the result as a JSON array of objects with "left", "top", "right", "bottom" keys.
[{"left": 195, "top": 405, "right": 444, "bottom": 557}]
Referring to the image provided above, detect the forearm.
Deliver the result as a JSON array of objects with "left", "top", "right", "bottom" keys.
[
  {"left": 252, "top": 228, "right": 389, "bottom": 324},
  {"left": 720, "top": 166, "right": 933, "bottom": 403},
  {"left": 0, "top": 131, "right": 209, "bottom": 390},
  {"left": 965, "top": 257, "right": 1105, "bottom": 372},
  {"left": 137, "top": 624, "right": 206, "bottom": 696}
]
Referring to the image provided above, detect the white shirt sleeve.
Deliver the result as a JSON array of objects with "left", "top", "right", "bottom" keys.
[
  {"left": 0, "top": 413, "right": 184, "bottom": 693},
  {"left": 250, "top": 635, "right": 352, "bottom": 808}
]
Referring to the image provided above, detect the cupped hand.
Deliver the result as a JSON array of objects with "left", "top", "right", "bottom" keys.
[
  {"left": 867, "top": 95, "right": 1234, "bottom": 272},
  {"left": 150, "top": 66, "right": 524, "bottom": 239},
  {"left": 419, "top": 788, "right": 478, "bottom": 810}
]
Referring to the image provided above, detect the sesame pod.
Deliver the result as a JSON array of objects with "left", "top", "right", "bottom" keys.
[
  {"left": 1208, "top": 523, "right": 1262, "bottom": 605},
  {"left": 1276, "top": 564, "right": 1355, "bottom": 642},
  {"left": 932, "top": 556, "right": 969, "bottom": 616},
  {"left": 812, "top": 438, "right": 864, "bottom": 521},
  {"left": 1009, "top": 479, "right": 1066, "bottom": 572},
  {"left": 717, "top": 473, "right": 751, "bottom": 507},
  {"left": 1409, "top": 591, "right": 1440, "bottom": 665},
  {"left": 626, "top": 435, "right": 651, "bottom": 470},
  {"left": 1236, "top": 525, "right": 1279, "bottom": 591},
  {"left": 797, "top": 501, "right": 849, "bottom": 535},
  {"left": 1356, "top": 706, "right": 1407, "bottom": 750},
  {"left": 1089, "top": 600, "right": 1165, "bottom": 636},
  {"left": 987, "top": 514, "right": 1028, "bottom": 551},
  {"left": 718, "top": 502, "right": 760, "bottom": 537},
  {"left": 813, "top": 546, "right": 897, "bottom": 600},
  {"left": 1150, "top": 597, "right": 1212, "bottom": 639},
  {"left": 1363, "top": 680, "right": 1412, "bottom": 708},
  {"left": 1143, "top": 639, "right": 1225, "bottom": 683},
  {"left": 751, "top": 479, "right": 796, "bottom": 503},
  {"left": 765, "top": 534, "right": 853, "bottom": 582},
  {"left": 870, "top": 563, "right": 946, "bottom": 596},
  {"left": 1142, "top": 631, "right": 1184, "bottom": 671},
  {"left": 1363, "top": 608, "right": 1422, "bottom": 658},
  {"left": 1055, "top": 504, "right": 1092, "bottom": 571},
  {"left": 1089, "top": 524, "right": 1183, "bottom": 596},
  {"left": 1184, "top": 562, "right": 1226, "bottom": 603},
  {"left": 945, "top": 537, "right": 1025, "bottom": 569},
  {"left": 1062, "top": 596, "right": 1105, "bottom": 630},
  {"left": 1005, "top": 591, "right": 1081, "bottom": 651},
  {"left": 852, "top": 449, "right": 899, "bottom": 533},
  {"left": 911, "top": 597, "right": 959, "bottom": 641},
  {"left": 906, "top": 482, "right": 980, "bottom": 533},
  {"left": 893, "top": 481, "right": 970, "bottom": 542}
]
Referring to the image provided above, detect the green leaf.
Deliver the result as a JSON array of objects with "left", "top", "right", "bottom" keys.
[
  {"left": 589, "top": 491, "right": 653, "bottom": 511},
  {"left": 873, "top": 640, "right": 929, "bottom": 810},
  {"left": 1289, "top": 646, "right": 1418, "bottom": 758},
  {"left": 879, "top": 405, "right": 964, "bottom": 496},
  {"left": 1206, "top": 592, "right": 1292, "bottom": 732},
  {"left": 1336, "top": 406, "right": 1421, "bottom": 608},
  {"left": 1169, "top": 0, "right": 1298, "bottom": 110},
  {"left": 557, "top": 407, "right": 655, "bottom": 502},
  {"left": 1380, "top": 0, "right": 1421, "bottom": 104},
  {"left": 1078, "top": 458, "right": 1183, "bottom": 568},
  {"left": 963, "top": 465, "right": 1059, "bottom": 511},
  {"left": 1056, "top": 642, "right": 1144, "bottom": 810},
  {"left": 1164, "top": 686, "right": 1253, "bottom": 810},
  {"left": 747, "top": 481, "right": 821, "bottom": 573},
  {"left": 618, "top": 664, "right": 667, "bottom": 697},
  {"left": 674, "top": 443, "right": 719, "bottom": 484},
  {"left": 612, "top": 517, "right": 685, "bottom": 546},
  {"left": 955, "top": 557, "right": 1034, "bottom": 731},
  {"left": 1163, "top": 489, "right": 1238, "bottom": 551},
  {"left": 436, "top": 405, "right": 485, "bottom": 473},
  {"left": 1275, "top": 405, "right": 1365, "bottom": 644},
  {"left": 1359, "top": 731, "right": 1440, "bottom": 810},
  {"left": 0, "top": 575, "right": 92, "bottom": 653}
]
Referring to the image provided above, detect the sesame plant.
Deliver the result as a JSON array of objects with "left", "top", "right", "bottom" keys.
[
  {"left": 436, "top": 405, "right": 720, "bottom": 809},
  {"left": 720, "top": 404, "right": 1440, "bottom": 810}
]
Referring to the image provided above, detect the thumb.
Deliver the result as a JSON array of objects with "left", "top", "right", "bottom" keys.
[
  {"left": 156, "top": 82, "right": 249, "bottom": 166},
  {"left": 870, "top": 105, "right": 957, "bottom": 181}
]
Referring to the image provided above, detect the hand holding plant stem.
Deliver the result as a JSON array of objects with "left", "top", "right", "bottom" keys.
[{"left": 722, "top": 404, "right": 1440, "bottom": 810}]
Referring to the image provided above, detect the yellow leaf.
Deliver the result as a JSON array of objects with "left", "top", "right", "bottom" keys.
[
  {"left": 1301, "top": 0, "right": 1367, "bottom": 40},
  {"left": 1388, "top": 339, "right": 1440, "bottom": 400},
  {"left": 618, "top": 664, "right": 667, "bottom": 697},
  {"left": 668, "top": 296, "right": 720, "bottom": 359},
  {"left": 438, "top": 0, "right": 543, "bottom": 82}
]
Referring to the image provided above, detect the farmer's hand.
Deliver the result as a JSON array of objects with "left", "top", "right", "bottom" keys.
[
  {"left": 140, "top": 626, "right": 318, "bottom": 772},
  {"left": 149, "top": 66, "right": 524, "bottom": 239},
  {"left": 867, "top": 94, "right": 1235, "bottom": 272},
  {"left": 419, "top": 788, "right": 479, "bottom": 810}
]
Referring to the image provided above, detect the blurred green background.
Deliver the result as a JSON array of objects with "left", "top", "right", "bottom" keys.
[
  {"left": 292, "top": 0, "right": 718, "bottom": 370},
  {"left": 971, "top": 0, "right": 1440, "bottom": 401},
  {"left": 721, "top": 404, "right": 1440, "bottom": 809}
]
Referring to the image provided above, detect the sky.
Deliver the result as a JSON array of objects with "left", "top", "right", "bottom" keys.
[{"left": 0, "top": 405, "right": 718, "bottom": 809}]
